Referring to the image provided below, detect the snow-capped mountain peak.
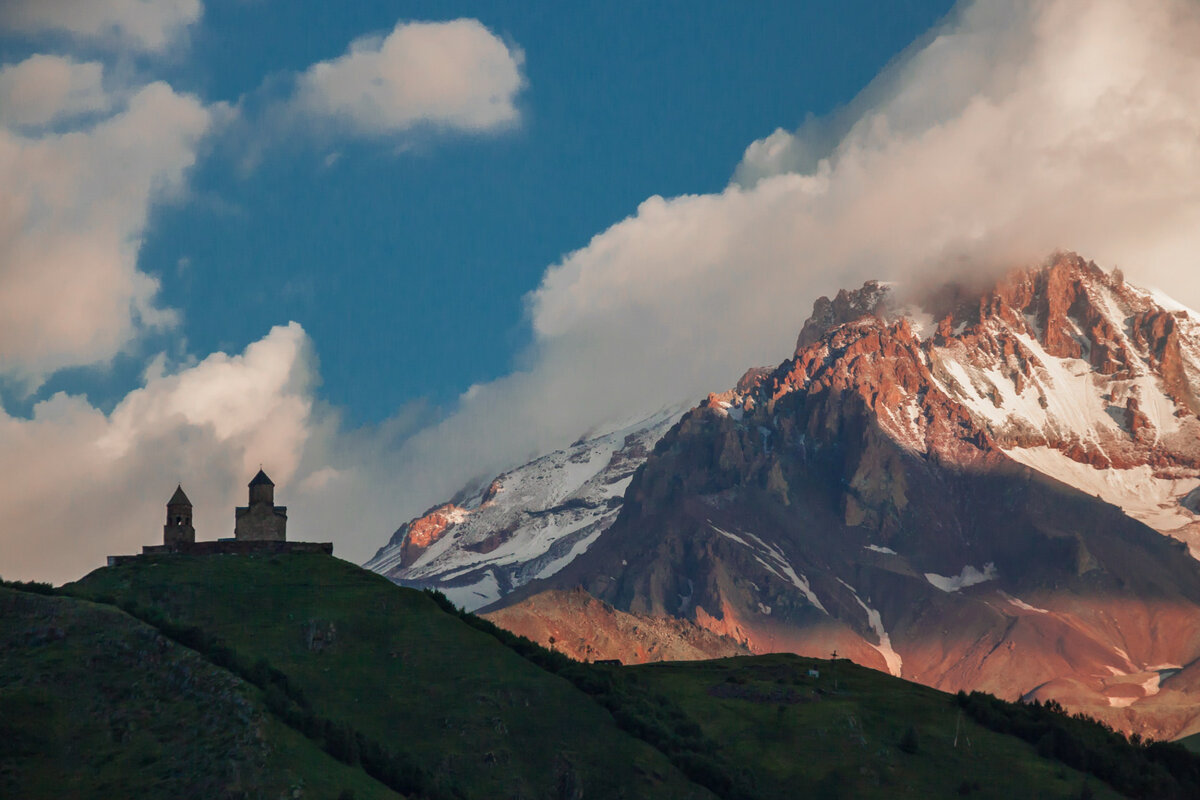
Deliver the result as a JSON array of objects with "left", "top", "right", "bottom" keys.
[
  {"left": 720, "top": 253, "right": 1200, "bottom": 552},
  {"left": 365, "top": 404, "right": 689, "bottom": 609}
]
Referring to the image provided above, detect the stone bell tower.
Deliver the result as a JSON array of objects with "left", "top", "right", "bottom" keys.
[{"left": 164, "top": 485, "right": 196, "bottom": 547}]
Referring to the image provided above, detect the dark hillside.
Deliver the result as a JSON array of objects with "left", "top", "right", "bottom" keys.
[
  {"left": 69, "top": 554, "right": 711, "bottom": 800},
  {"left": 0, "top": 586, "right": 399, "bottom": 800},
  {"left": 62, "top": 553, "right": 1181, "bottom": 799}
]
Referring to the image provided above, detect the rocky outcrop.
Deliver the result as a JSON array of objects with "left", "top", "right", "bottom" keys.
[
  {"left": 794, "top": 280, "right": 892, "bottom": 353},
  {"left": 393, "top": 504, "right": 466, "bottom": 567}
]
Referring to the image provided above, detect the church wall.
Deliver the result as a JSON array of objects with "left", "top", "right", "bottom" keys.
[{"left": 234, "top": 504, "right": 287, "bottom": 541}]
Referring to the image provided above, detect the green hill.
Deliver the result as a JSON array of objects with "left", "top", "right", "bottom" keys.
[
  {"left": 66, "top": 553, "right": 709, "bottom": 799},
  {"left": 0, "top": 552, "right": 1193, "bottom": 798},
  {"left": 0, "top": 586, "right": 398, "bottom": 800},
  {"left": 617, "top": 655, "right": 1117, "bottom": 799}
]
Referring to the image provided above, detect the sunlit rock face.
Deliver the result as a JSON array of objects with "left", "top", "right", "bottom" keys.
[
  {"left": 481, "top": 588, "right": 750, "bottom": 665},
  {"left": 469, "top": 253, "right": 1200, "bottom": 741},
  {"left": 757, "top": 253, "right": 1200, "bottom": 548}
]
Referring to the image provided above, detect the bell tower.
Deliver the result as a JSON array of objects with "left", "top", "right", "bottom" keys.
[{"left": 164, "top": 485, "right": 196, "bottom": 547}]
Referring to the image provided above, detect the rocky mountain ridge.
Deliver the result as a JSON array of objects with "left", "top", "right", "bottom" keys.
[
  {"left": 729, "top": 254, "right": 1200, "bottom": 550},
  {"left": 372, "top": 252, "right": 1200, "bottom": 740}
]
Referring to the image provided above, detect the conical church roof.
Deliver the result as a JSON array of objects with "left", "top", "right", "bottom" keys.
[
  {"left": 168, "top": 484, "right": 192, "bottom": 506},
  {"left": 249, "top": 469, "right": 274, "bottom": 487}
]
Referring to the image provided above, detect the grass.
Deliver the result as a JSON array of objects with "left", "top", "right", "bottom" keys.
[
  {"left": 8, "top": 552, "right": 1185, "bottom": 798},
  {"left": 0, "top": 586, "right": 398, "bottom": 800},
  {"left": 68, "top": 554, "right": 710, "bottom": 799},
  {"left": 619, "top": 654, "right": 1120, "bottom": 799}
]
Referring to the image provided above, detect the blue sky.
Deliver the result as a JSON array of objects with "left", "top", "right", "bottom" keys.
[
  {"left": 3, "top": 1, "right": 956, "bottom": 425},
  {"left": 6, "top": 0, "right": 1200, "bottom": 582}
]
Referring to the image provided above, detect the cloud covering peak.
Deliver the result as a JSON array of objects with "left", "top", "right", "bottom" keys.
[{"left": 354, "top": 0, "right": 1200, "bottom": 559}]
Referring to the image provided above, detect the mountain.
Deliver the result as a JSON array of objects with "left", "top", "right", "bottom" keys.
[
  {"left": 13, "top": 555, "right": 1185, "bottom": 799},
  {"left": 385, "top": 252, "right": 1200, "bottom": 741},
  {"left": 366, "top": 406, "right": 687, "bottom": 609}
]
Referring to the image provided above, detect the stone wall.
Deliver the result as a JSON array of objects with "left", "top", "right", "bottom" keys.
[
  {"left": 233, "top": 504, "right": 286, "bottom": 541},
  {"left": 107, "top": 540, "right": 333, "bottom": 566}
]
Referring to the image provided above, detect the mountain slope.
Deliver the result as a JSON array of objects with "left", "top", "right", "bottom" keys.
[
  {"left": 367, "top": 407, "right": 686, "bottom": 609},
  {"left": 485, "top": 254, "right": 1200, "bottom": 740},
  {"left": 0, "top": 585, "right": 399, "bottom": 800},
  {"left": 625, "top": 654, "right": 1133, "bottom": 800},
  {"left": 483, "top": 587, "right": 751, "bottom": 664}
]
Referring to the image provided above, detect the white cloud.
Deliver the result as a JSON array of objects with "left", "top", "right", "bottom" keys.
[
  {"left": 11, "top": 0, "right": 1200, "bottom": 583},
  {"left": 0, "top": 59, "right": 212, "bottom": 381},
  {"left": 0, "top": 0, "right": 203, "bottom": 53},
  {"left": 0, "top": 55, "right": 111, "bottom": 127},
  {"left": 0, "top": 322, "right": 428, "bottom": 584},
  {"left": 0, "top": 324, "right": 312, "bottom": 583},
  {"left": 292, "top": 18, "right": 524, "bottom": 137},
  {"left": 340, "top": 0, "right": 1200, "bottom": 559},
  {"left": 518, "top": 0, "right": 1200, "bottom": 407}
]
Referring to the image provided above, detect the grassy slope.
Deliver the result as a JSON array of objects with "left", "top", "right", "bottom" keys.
[
  {"left": 54, "top": 553, "right": 1169, "bottom": 798},
  {"left": 70, "top": 554, "right": 711, "bottom": 800},
  {"left": 0, "top": 587, "right": 398, "bottom": 800},
  {"left": 623, "top": 654, "right": 1121, "bottom": 800}
]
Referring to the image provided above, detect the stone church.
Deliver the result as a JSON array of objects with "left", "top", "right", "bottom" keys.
[{"left": 109, "top": 468, "right": 330, "bottom": 565}]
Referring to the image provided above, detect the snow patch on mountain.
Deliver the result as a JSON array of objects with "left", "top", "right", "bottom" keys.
[
  {"left": 1005, "top": 447, "right": 1200, "bottom": 535},
  {"left": 838, "top": 579, "right": 902, "bottom": 677},
  {"left": 924, "top": 563, "right": 997, "bottom": 593},
  {"left": 439, "top": 570, "right": 500, "bottom": 609},
  {"left": 1000, "top": 592, "right": 1049, "bottom": 614},
  {"left": 1147, "top": 288, "right": 1200, "bottom": 320},
  {"left": 710, "top": 522, "right": 827, "bottom": 613}
]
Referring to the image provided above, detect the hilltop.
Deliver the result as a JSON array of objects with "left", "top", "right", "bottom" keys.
[{"left": 65, "top": 553, "right": 703, "bottom": 799}]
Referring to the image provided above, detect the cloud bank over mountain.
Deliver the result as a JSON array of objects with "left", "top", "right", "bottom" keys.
[
  {"left": 363, "top": 0, "right": 1200, "bottom": 558},
  {"left": 5, "top": 0, "right": 1200, "bottom": 580}
]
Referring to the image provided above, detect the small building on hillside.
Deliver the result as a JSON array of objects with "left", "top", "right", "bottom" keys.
[
  {"left": 234, "top": 469, "right": 287, "bottom": 541},
  {"left": 107, "top": 468, "right": 331, "bottom": 565}
]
